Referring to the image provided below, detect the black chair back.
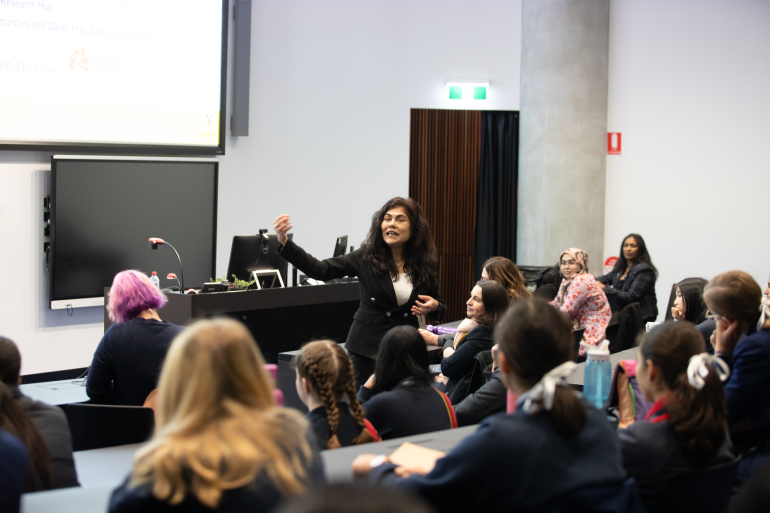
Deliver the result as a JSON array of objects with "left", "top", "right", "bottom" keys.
[
  {"left": 659, "top": 456, "right": 741, "bottom": 513},
  {"left": 664, "top": 283, "right": 678, "bottom": 321},
  {"left": 607, "top": 303, "right": 644, "bottom": 353},
  {"left": 66, "top": 403, "right": 155, "bottom": 452}
]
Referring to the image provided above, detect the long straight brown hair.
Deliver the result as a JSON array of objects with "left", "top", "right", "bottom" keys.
[{"left": 0, "top": 382, "right": 52, "bottom": 491}]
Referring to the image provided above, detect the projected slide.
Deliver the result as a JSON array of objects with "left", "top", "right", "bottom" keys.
[{"left": 0, "top": 0, "right": 224, "bottom": 149}]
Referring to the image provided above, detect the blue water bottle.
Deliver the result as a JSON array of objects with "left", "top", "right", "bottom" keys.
[{"left": 582, "top": 340, "right": 611, "bottom": 409}]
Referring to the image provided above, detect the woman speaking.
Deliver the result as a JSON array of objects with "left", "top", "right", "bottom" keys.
[{"left": 273, "top": 197, "right": 446, "bottom": 386}]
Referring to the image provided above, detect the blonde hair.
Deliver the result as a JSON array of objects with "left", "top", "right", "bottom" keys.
[
  {"left": 293, "top": 341, "right": 377, "bottom": 449},
  {"left": 130, "top": 319, "right": 312, "bottom": 508},
  {"left": 704, "top": 271, "right": 762, "bottom": 323}
]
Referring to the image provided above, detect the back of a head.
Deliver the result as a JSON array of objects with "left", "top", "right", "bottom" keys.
[
  {"left": 374, "top": 326, "right": 431, "bottom": 394},
  {"left": 677, "top": 277, "right": 709, "bottom": 325},
  {"left": 0, "top": 336, "right": 21, "bottom": 386},
  {"left": 294, "top": 341, "right": 376, "bottom": 449},
  {"left": 495, "top": 299, "right": 586, "bottom": 437},
  {"left": 0, "top": 382, "right": 52, "bottom": 491},
  {"left": 483, "top": 256, "right": 532, "bottom": 299},
  {"left": 640, "top": 321, "right": 726, "bottom": 465},
  {"left": 133, "top": 319, "right": 310, "bottom": 508},
  {"left": 156, "top": 318, "right": 274, "bottom": 428},
  {"left": 276, "top": 484, "right": 435, "bottom": 513},
  {"left": 704, "top": 271, "right": 762, "bottom": 323},
  {"left": 107, "top": 270, "right": 168, "bottom": 323},
  {"left": 475, "top": 280, "right": 511, "bottom": 326}
]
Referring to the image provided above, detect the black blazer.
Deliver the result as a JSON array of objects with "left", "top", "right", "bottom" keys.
[
  {"left": 278, "top": 239, "right": 446, "bottom": 359},
  {"left": 357, "top": 377, "right": 456, "bottom": 439},
  {"left": 441, "top": 324, "right": 494, "bottom": 403}
]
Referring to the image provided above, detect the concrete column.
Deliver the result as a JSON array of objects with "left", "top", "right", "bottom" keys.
[{"left": 517, "top": 0, "right": 609, "bottom": 272}]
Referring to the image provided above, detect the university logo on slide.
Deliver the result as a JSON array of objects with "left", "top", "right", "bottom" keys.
[{"left": 68, "top": 48, "right": 89, "bottom": 75}]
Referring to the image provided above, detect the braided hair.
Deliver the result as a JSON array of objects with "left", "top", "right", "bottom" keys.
[{"left": 294, "top": 341, "right": 376, "bottom": 449}]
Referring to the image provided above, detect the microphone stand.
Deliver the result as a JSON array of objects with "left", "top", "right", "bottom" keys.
[{"left": 163, "top": 242, "right": 185, "bottom": 292}]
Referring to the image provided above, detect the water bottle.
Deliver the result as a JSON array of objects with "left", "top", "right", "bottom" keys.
[
  {"left": 150, "top": 271, "right": 160, "bottom": 289},
  {"left": 582, "top": 340, "right": 611, "bottom": 409}
]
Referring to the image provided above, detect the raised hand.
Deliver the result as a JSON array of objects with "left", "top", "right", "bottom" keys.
[{"left": 272, "top": 214, "right": 292, "bottom": 246}]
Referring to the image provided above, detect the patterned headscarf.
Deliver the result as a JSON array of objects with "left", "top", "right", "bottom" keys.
[{"left": 554, "top": 248, "right": 589, "bottom": 308}]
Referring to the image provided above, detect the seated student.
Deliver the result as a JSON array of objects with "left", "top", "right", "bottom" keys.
[
  {"left": 0, "top": 427, "right": 27, "bottom": 513},
  {"left": 0, "top": 337, "right": 78, "bottom": 489},
  {"left": 705, "top": 271, "right": 770, "bottom": 481},
  {"left": 440, "top": 280, "right": 509, "bottom": 404},
  {"left": 481, "top": 256, "right": 532, "bottom": 300},
  {"left": 109, "top": 319, "right": 324, "bottom": 513},
  {"left": 453, "top": 344, "right": 506, "bottom": 426},
  {"left": 0, "top": 382, "right": 52, "bottom": 493},
  {"left": 550, "top": 248, "right": 611, "bottom": 357},
  {"left": 358, "top": 326, "right": 456, "bottom": 439},
  {"left": 419, "top": 257, "right": 524, "bottom": 349},
  {"left": 597, "top": 233, "right": 659, "bottom": 323},
  {"left": 87, "top": 270, "right": 184, "bottom": 406},
  {"left": 671, "top": 277, "right": 709, "bottom": 325},
  {"left": 294, "top": 341, "right": 378, "bottom": 449},
  {"left": 352, "top": 300, "right": 636, "bottom": 513},
  {"left": 617, "top": 321, "right": 734, "bottom": 512}
]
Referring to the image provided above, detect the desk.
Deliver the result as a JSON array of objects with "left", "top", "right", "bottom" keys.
[
  {"left": 566, "top": 347, "right": 638, "bottom": 391},
  {"left": 21, "top": 427, "right": 478, "bottom": 513},
  {"left": 22, "top": 443, "right": 142, "bottom": 513},
  {"left": 18, "top": 379, "right": 89, "bottom": 406},
  {"left": 104, "top": 283, "right": 361, "bottom": 363},
  {"left": 322, "top": 425, "right": 478, "bottom": 482}
]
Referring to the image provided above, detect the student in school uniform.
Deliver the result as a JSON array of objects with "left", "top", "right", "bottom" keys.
[
  {"left": 704, "top": 271, "right": 770, "bottom": 481},
  {"left": 294, "top": 340, "right": 378, "bottom": 449},
  {"left": 352, "top": 299, "right": 640, "bottom": 513},
  {"left": 617, "top": 321, "right": 734, "bottom": 512},
  {"left": 358, "top": 326, "right": 456, "bottom": 439}
]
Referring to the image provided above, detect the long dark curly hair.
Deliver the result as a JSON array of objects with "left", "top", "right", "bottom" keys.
[{"left": 360, "top": 197, "right": 438, "bottom": 287}]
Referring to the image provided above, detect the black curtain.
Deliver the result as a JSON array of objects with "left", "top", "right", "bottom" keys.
[{"left": 473, "top": 111, "right": 519, "bottom": 280}]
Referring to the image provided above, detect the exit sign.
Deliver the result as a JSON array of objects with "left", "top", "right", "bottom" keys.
[{"left": 447, "top": 81, "right": 488, "bottom": 101}]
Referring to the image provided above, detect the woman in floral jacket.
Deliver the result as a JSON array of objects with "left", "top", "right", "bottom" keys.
[{"left": 550, "top": 248, "right": 611, "bottom": 357}]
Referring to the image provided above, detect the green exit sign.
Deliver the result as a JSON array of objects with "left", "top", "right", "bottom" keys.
[{"left": 447, "top": 81, "right": 488, "bottom": 101}]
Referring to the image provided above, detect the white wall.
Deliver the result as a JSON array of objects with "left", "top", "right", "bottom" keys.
[
  {"left": 604, "top": 0, "right": 770, "bottom": 318},
  {"left": 0, "top": 0, "right": 522, "bottom": 376}
]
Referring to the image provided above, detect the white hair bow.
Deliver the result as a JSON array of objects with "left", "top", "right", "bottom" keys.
[
  {"left": 758, "top": 296, "right": 770, "bottom": 332},
  {"left": 686, "top": 353, "right": 730, "bottom": 390},
  {"left": 523, "top": 361, "right": 577, "bottom": 414}
]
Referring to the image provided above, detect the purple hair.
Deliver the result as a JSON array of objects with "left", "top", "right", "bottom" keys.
[{"left": 107, "top": 270, "right": 167, "bottom": 323}]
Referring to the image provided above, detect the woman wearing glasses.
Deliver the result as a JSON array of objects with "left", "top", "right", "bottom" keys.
[{"left": 550, "top": 248, "right": 611, "bottom": 358}]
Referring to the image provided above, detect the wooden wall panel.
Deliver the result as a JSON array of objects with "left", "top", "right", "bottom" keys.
[{"left": 409, "top": 109, "right": 482, "bottom": 322}]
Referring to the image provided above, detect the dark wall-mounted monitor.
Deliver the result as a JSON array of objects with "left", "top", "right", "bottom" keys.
[
  {"left": 333, "top": 236, "right": 348, "bottom": 257},
  {"left": 0, "top": 1, "right": 228, "bottom": 155},
  {"left": 50, "top": 155, "right": 218, "bottom": 309}
]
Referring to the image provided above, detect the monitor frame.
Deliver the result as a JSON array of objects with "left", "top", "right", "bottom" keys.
[
  {"left": 0, "top": 0, "right": 229, "bottom": 156},
  {"left": 49, "top": 155, "right": 219, "bottom": 309}
]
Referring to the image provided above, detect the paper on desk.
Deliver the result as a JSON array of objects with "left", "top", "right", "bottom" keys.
[{"left": 389, "top": 442, "right": 445, "bottom": 474}]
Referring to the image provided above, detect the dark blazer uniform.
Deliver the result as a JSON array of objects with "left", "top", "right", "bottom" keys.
[
  {"left": 441, "top": 324, "right": 494, "bottom": 403},
  {"left": 278, "top": 239, "right": 446, "bottom": 360}
]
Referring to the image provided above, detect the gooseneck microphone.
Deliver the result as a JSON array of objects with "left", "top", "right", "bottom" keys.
[{"left": 148, "top": 237, "right": 185, "bottom": 291}]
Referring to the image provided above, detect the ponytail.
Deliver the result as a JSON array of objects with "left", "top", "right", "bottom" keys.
[
  {"left": 640, "top": 322, "right": 727, "bottom": 464},
  {"left": 497, "top": 300, "right": 587, "bottom": 438}
]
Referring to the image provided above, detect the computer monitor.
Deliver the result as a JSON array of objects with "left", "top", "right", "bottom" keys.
[
  {"left": 226, "top": 234, "right": 293, "bottom": 287},
  {"left": 333, "top": 236, "right": 348, "bottom": 258}
]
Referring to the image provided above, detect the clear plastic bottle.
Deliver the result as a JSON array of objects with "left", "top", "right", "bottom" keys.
[
  {"left": 150, "top": 271, "right": 160, "bottom": 289},
  {"left": 582, "top": 340, "right": 611, "bottom": 409}
]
